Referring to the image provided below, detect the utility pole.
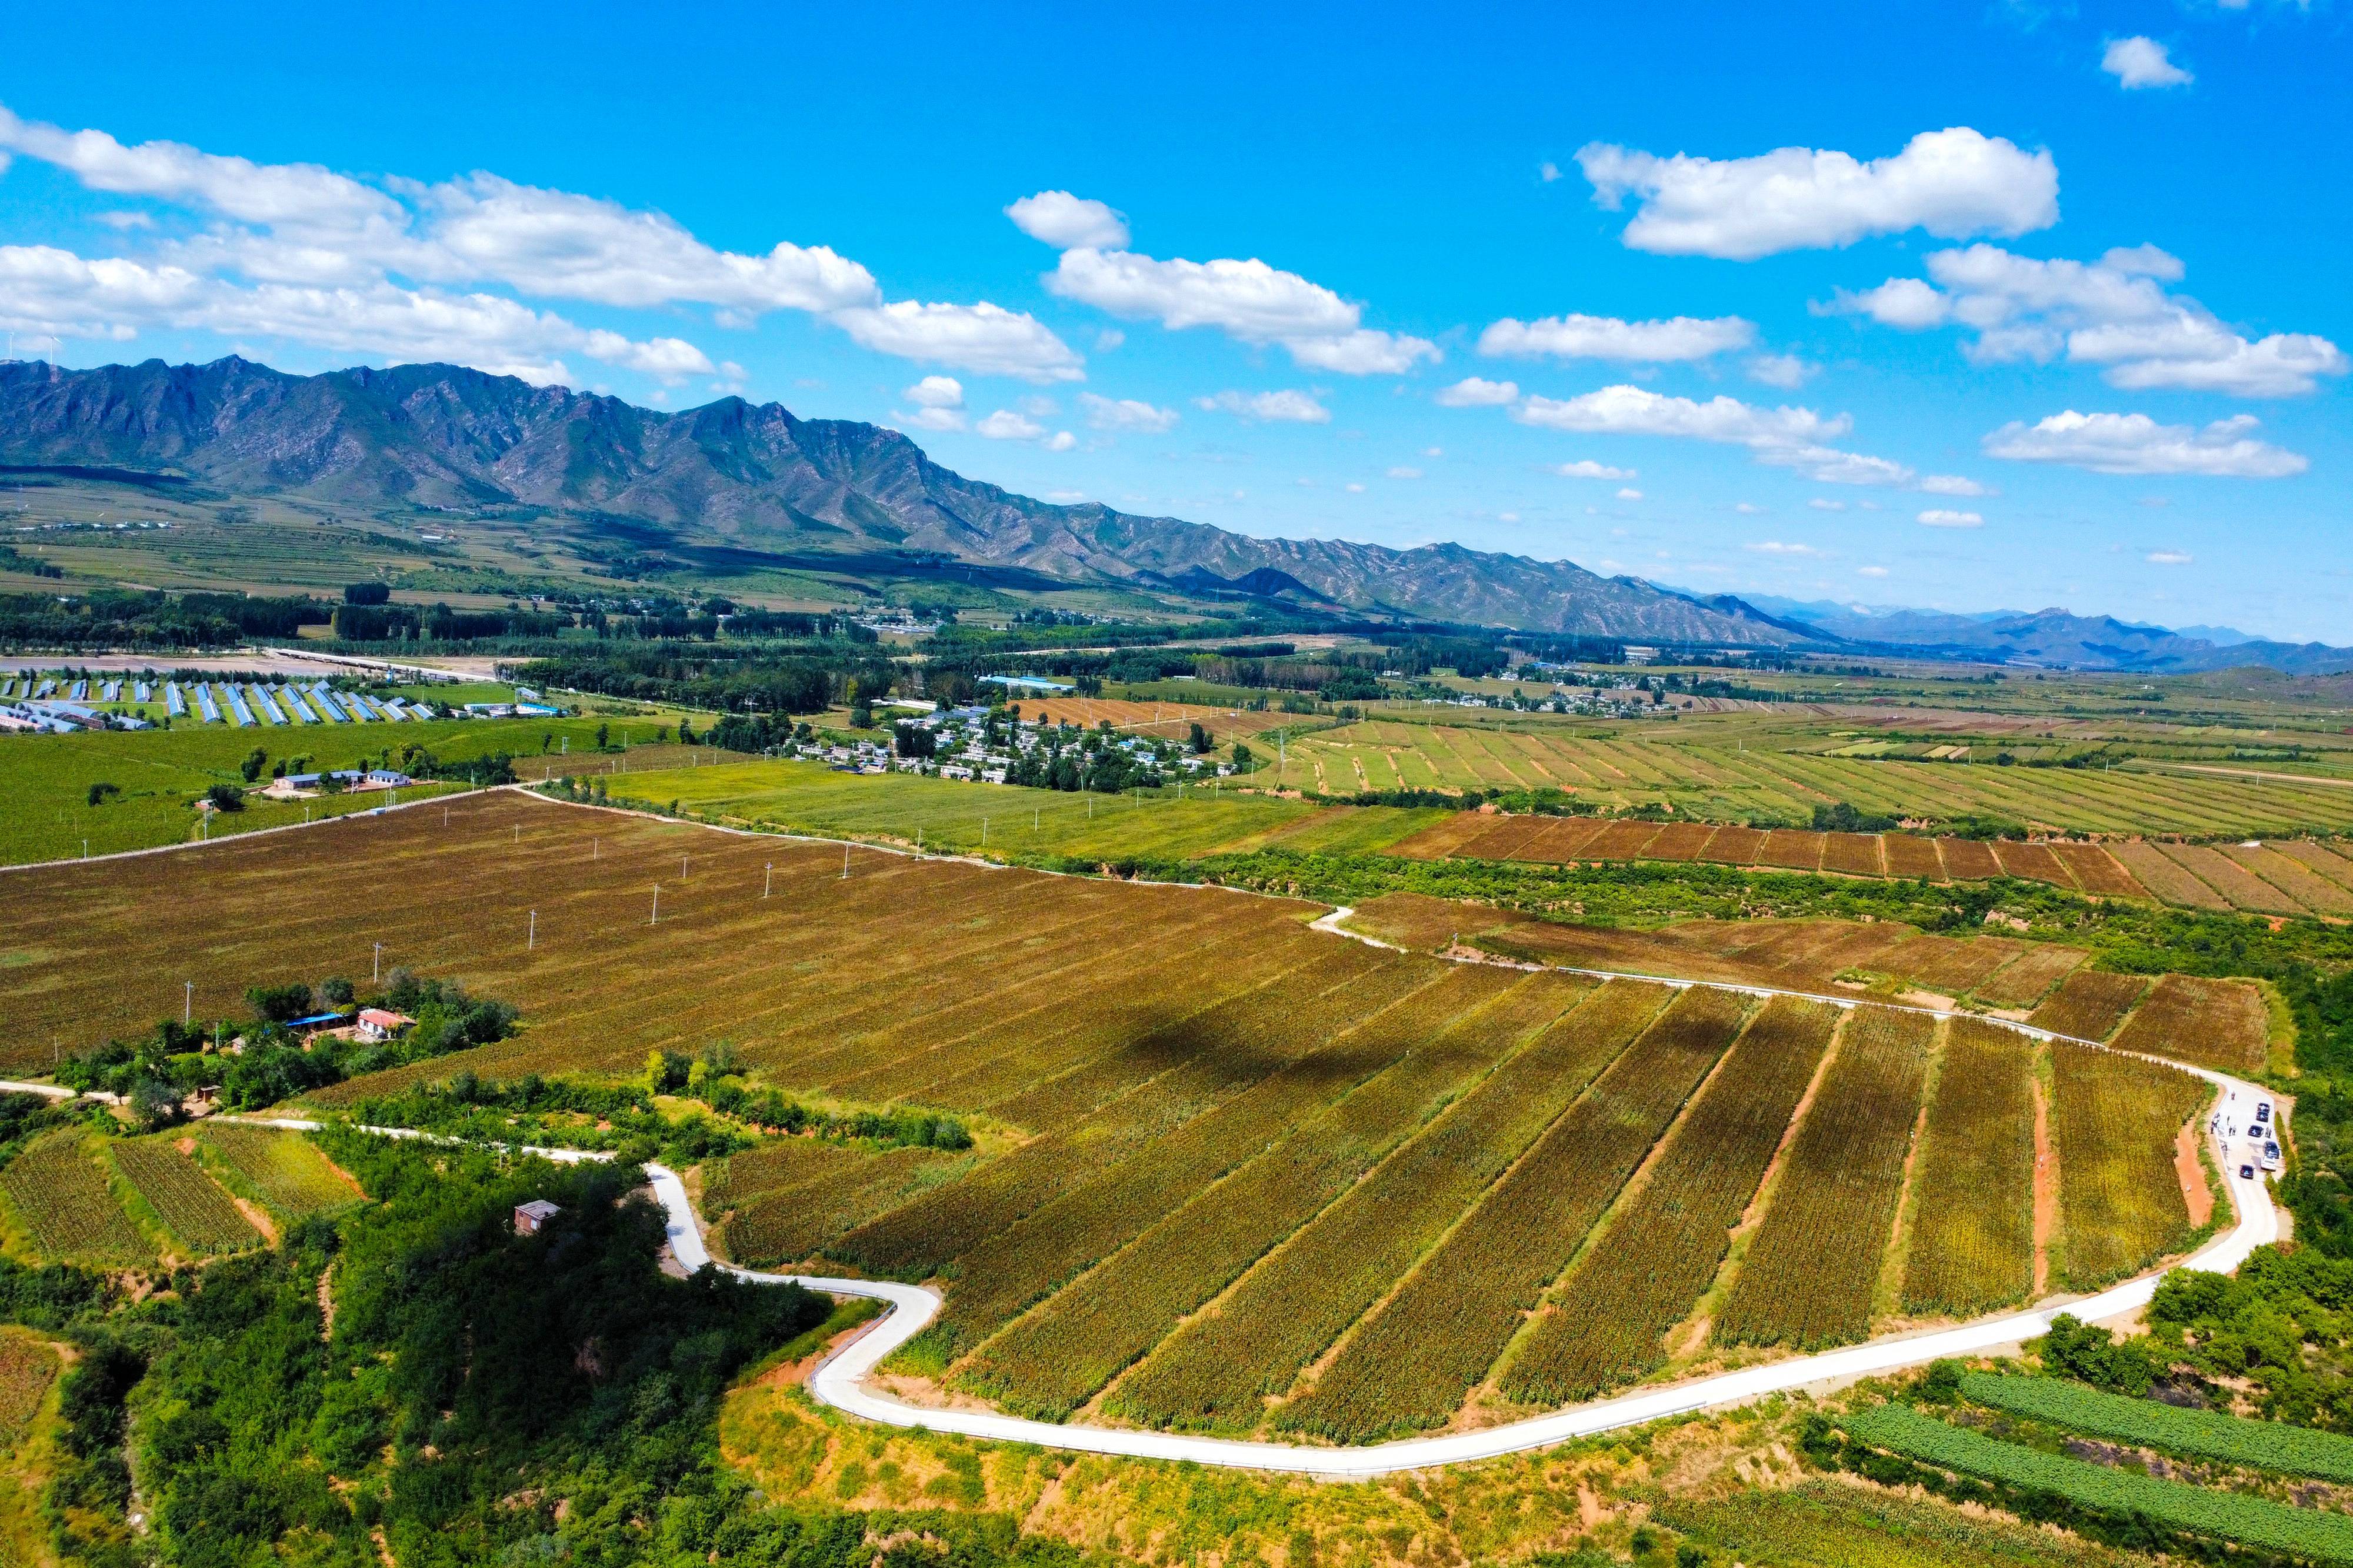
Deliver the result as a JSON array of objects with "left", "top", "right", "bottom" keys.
[
  {"left": 184, "top": 981, "right": 193, "bottom": 1024},
  {"left": 841, "top": 843, "right": 849, "bottom": 879},
  {"left": 372, "top": 942, "right": 383, "bottom": 983},
  {"left": 528, "top": 910, "right": 536, "bottom": 950},
  {"left": 764, "top": 862, "right": 772, "bottom": 897},
  {"left": 650, "top": 885, "right": 659, "bottom": 924}
]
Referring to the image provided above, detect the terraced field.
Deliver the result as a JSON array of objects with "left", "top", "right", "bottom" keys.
[{"left": 0, "top": 796, "right": 2225, "bottom": 1440}]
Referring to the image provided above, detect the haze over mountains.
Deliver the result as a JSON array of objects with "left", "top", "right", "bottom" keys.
[{"left": 0, "top": 356, "right": 2342, "bottom": 672}]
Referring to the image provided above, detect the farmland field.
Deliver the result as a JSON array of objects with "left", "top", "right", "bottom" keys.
[
  {"left": 111, "top": 1139, "right": 264, "bottom": 1255},
  {"left": 1901, "top": 1020, "right": 2038, "bottom": 1316},
  {"left": 2028, "top": 971, "right": 2151, "bottom": 1042},
  {"left": 0, "top": 795, "right": 2231, "bottom": 1440},
  {"left": 2108, "top": 973, "right": 2271, "bottom": 1073},
  {"left": 0, "top": 1132, "right": 155, "bottom": 1267},
  {"left": 194, "top": 1125, "right": 362, "bottom": 1217},
  {"left": 0, "top": 1334, "right": 58, "bottom": 1450},
  {"left": 1288, "top": 718, "right": 2353, "bottom": 838},
  {"left": 2049, "top": 1043, "right": 2212, "bottom": 1288}
]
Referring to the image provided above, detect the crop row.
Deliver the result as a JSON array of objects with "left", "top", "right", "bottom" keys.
[
  {"left": 1500, "top": 995, "right": 1838, "bottom": 1406},
  {"left": 1099, "top": 977, "right": 1665, "bottom": 1432},
  {"left": 955, "top": 968, "right": 1573, "bottom": 1419},
  {"left": 2027, "top": 970, "right": 2151, "bottom": 1042},
  {"left": 1845, "top": 1402, "right": 2353, "bottom": 1563},
  {"left": 2110, "top": 973, "right": 2269, "bottom": 1073},
  {"left": 724, "top": 1146, "right": 974, "bottom": 1267},
  {"left": 2049, "top": 1043, "right": 2211, "bottom": 1289},
  {"left": 1962, "top": 1372, "right": 2353, "bottom": 1484},
  {"left": 1714, "top": 1006, "right": 1935, "bottom": 1351},
  {"left": 0, "top": 1133, "right": 154, "bottom": 1267},
  {"left": 1900, "top": 1020, "right": 2037, "bottom": 1317},
  {"left": 195, "top": 1126, "right": 360, "bottom": 1217},
  {"left": 1272, "top": 985, "right": 1751, "bottom": 1443},
  {"left": 112, "top": 1139, "right": 261, "bottom": 1255},
  {"left": 941, "top": 963, "right": 1528, "bottom": 1360},
  {"left": 1971, "top": 945, "right": 2086, "bottom": 1010},
  {"left": 831, "top": 945, "right": 1430, "bottom": 1277}
]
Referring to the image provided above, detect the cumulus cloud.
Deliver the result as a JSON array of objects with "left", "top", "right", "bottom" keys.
[
  {"left": 0, "top": 244, "right": 710, "bottom": 386},
  {"left": 1809, "top": 498, "right": 1847, "bottom": 511},
  {"left": 1476, "top": 312, "right": 1754, "bottom": 362},
  {"left": 1746, "top": 353, "right": 1815, "bottom": 388},
  {"left": 1917, "top": 509, "right": 1985, "bottom": 527},
  {"left": 1435, "top": 376, "right": 1519, "bottom": 406},
  {"left": 1983, "top": 411, "right": 2308, "bottom": 477},
  {"left": 1919, "top": 473, "right": 1991, "bottom": 496},
  {"left": 1825, "top": 243, "right": 2345, "bottom": 398},
  {"left": 1005, "top": 190, "right": 1129, "bottom": 249},
  {"left": 0, "top": 104, "right": 1085, "bottom": 386},
  {"left": 1043, "top": 430, "right": 1077, "bottom": 452},
  {"left": 2147, "top": 548, "right": 2194, "bottom": 564},
  {"left": 1746, "top": 540, "right": 1824, "bottom": 555},
  {"left": 2103, "top": 36, "right": 2192, "bottom": 89},
  {"left": 903, "top": 375, "right": 964, "bottom": 409},
  {"left": 1198, "top": 389, "right": 1331, "bottom": 423},
  {"left": 1615, "top": 487, "right": 1644, "bottom": 501},
  {"left": 976, "top": 409, "right": 1048, "bottom": 440},
  {"left": 1076, "top": 392, "right": 1179, "bottom": 432},
  {"left": 1555, "top": 459, "right": 1636, "bottom": 479},
  {"left": 1511, "top": 383, "right": 1951, "bottom": 489},
  {"left": 1047, "top": 245, "right": 1435, "bottom": 374},
  {"left": 894, "top": 406, "right": 967, "bottom": 433},
  {"left": 1734, "top": 502, "right": 1765, "bottom": 514},
  {"left": 1857, "top": 565, "right": 1890, "bottom": 577},
  {"left": 831, "top": 301, "right": 1084, "bottom": 382},
  {"left": 1387, "top": 465, "right": 1423, "bottom": 479},
  {"left": 1576, "top": 127, "right": 2058, "bottom": 259}
]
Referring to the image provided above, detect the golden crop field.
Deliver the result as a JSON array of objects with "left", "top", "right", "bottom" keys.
[
  {"left": 1285, "top": 718, "right": 2353, "bottom": 839},
  {"left": 0, "top": 796, "right": 2225, "bottom": 1437}
]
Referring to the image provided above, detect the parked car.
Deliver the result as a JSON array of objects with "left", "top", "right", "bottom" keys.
[{"left": 2240, "top": 1164, "right": 2257, "bottom": 1180}]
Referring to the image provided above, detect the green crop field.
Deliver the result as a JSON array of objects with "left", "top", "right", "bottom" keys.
[
  {"left": 0, "top": 1132, "right": 154, "bottom": 1267},
  {"left": 1962, "top": 1372, "right": 2353, "bottom": 1484},
  {"left": 110, "top": 1139, "right": 264, "bottom": 1255},
  {"left": 0, "top": 712, "right": 689, "bottom": 865},
  {"left": 1845, "top": 1402, "right": 2353, "bottom": 1563},
  {"left": 0, "top": 795, "right": 2225, "bottom": 1440}
]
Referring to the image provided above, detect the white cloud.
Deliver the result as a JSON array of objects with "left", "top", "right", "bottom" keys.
[
  {"left": 0, "top": 105, "right": 1086, "bottom": 385},
  {"left": 1734, "top": 502, "right": 1765, "bottom": 514},
  {"left": 830, "top": 301, "right": 1084, "bottom": 382},
  {"left": 1005, "top": 190, "right": 1129, "bottom": 249},
  {"left": 1746, "top": 540, "right": 1823, "bottom": 555},
  {"left": 1555, "top": 459, "right": 1636, "bottom": 480},
  {"left": 1477, "top": 312, "right": 1754, "bottom": 362},
  {"left": 1044, "top": 489, "right": 1089, "bottom": 503},
  {"left": 1919, "top": 473, "right": 1991, "bottom": 496},
  {"left": 1917, "top": 509, "right": 1985, "bottom": 527},
  {"left": 1422, "top": 446, "right": 1444, "bottom": 458},
  {"left": 1514, "top": 384, "right": 1846, "bottom": 445},
  {"left": 1044, "top": 430, "right": 1077, "bottom": 452},
  {"left": 1387, "top": 465, "right": 1423, "bottom": 479},
  {"left": 1984, "top": 410, "right": 2308, "bottom": 477},
  {"left": 1344, "top": 482, "right": 1367, "bottom": 493},
  {"left": 1435, "top": 375, "right": 1519, "bottom": 406},
  {"left": 1828, "top": 243, "right": 2346, "bottom": 398},
  {"left": 1746, "top": 353, "right": 1815, "bottom": 388},
  {"left": 1540, "top": 161, "right": 1562, "bottom": 182},
  {"left": 1577, "top": 127, "right": 2058, "bottom": 260},
  {"left": 2102, "top": 36, "right": 2192, "bottom": 89},
  {"left": 976, "top": 409, "right": 1046, "bottom": 440},
  {"left": 1197, "top": 389, "right": 1331, "bottom": 423},
  {"left": 1047, "top": 245, "right": 1434, "bottom": 375},
  {"left": 893, "top": 406, "right": 967, "bottom": 433},
  {"left": 1857, "top": 565, "right": 1890, "bottom": 578},
  {"left": 1808, "top": 498, "right": 1847, "bottom": 511},
  {"left": 1076, "top": 392, "right": 1178, "bottom": 432},
  {"left": 2147, "top": 548, "right": 2194, "bottom": 564},
  {"left": 1615, "top": 487, "right": 1644, "bottom": 501},
  {"left": 903, "top": 375, "right": 964, "bottom": 409}
]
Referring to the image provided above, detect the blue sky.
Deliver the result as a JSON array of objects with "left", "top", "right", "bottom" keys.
[{"left": 1, "top": 1, "right": 2347, "bottom": 640}]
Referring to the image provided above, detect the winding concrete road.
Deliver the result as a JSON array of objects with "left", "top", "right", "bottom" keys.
[{"left": 640, "top": 973, "right": 2279, "bottom": 1477}]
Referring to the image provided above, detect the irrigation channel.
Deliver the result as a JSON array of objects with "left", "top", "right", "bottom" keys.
[{"left": 231, "top": 960, "right": 2280, "bottom": 1479}]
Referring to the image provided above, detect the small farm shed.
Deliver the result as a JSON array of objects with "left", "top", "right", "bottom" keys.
[
  {"left": 355, "top": 1007, "right": 415, "bottom": 1042},
  {"left": 514, "top": 1199, "right": 561, "bottom": 1235}
]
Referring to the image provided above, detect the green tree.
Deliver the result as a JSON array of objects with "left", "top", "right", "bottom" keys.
[{"left": 239, "top": 746, "right": 268, "bottom": 783}]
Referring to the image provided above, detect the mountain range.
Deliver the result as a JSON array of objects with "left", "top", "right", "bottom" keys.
[
  {"left": 0, "top": 357, "right": 1801, "bottom": 645},
  {"left": 1739, "top": 597, "right": 2353, "bottom": 676},
  {"left": 2, "top": 356, "right": 2342, "bottom": 672}
]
